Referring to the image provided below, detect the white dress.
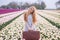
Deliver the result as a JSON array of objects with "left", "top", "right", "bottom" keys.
[{"left": 24, "top": 14, "right": 36, "bottom": 31}]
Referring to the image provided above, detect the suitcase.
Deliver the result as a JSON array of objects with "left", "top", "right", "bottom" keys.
[{"left": 23, "top": 31, "right": 40, "bottom": 40}]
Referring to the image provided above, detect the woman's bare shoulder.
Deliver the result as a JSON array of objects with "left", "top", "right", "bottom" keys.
[{"left": 24, "top": 10, "right": 28, "bottom": 14}]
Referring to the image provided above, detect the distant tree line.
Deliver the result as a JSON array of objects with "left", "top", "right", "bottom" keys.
[
  {"left": 55, "top": 0, "right": 60, "bottom": 9},
  {"left": 0, "top": 1, "right": 46, "bottom": 9}
]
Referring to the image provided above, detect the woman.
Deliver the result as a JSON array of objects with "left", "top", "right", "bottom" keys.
[
  {"left": 22, "top": 6, "right": 40, "bottom": 40},
  {"left": 24, "top": 6, "right": 37, "bottom": 31}
]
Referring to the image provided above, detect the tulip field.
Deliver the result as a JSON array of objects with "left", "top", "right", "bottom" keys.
[
  {"left": 0, "top": 10, "right": 60, "bottom": 40},
  {"left": 0, "top": 9, "right": 20, "bottom": 14}
]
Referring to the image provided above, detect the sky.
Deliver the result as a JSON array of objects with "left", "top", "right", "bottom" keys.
[{"left": 0, "top": 0, "right": 59, "bottom": 9}]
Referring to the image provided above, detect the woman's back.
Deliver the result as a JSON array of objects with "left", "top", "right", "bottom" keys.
[
  {"left": 24, "top": 6, "right": 37, "bottom": 31},
  {"left": 24, "top": 14, "right": 36, "bottom": 31},
  {"left": 27, "top": 14, "right": 33, "bottom": 27}
]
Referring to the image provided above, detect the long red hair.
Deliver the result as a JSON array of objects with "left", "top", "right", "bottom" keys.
[{"left": 24, "top": 6, "right": 37, "bottom": 24}]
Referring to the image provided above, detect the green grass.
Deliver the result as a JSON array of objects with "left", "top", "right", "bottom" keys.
[{"left": 0, "top": 13, "right": 23, "bottom": 30}]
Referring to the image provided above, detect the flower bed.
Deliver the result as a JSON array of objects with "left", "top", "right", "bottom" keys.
[{"left": 0, "top": 9, "right": 20, "bottom": 14}]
